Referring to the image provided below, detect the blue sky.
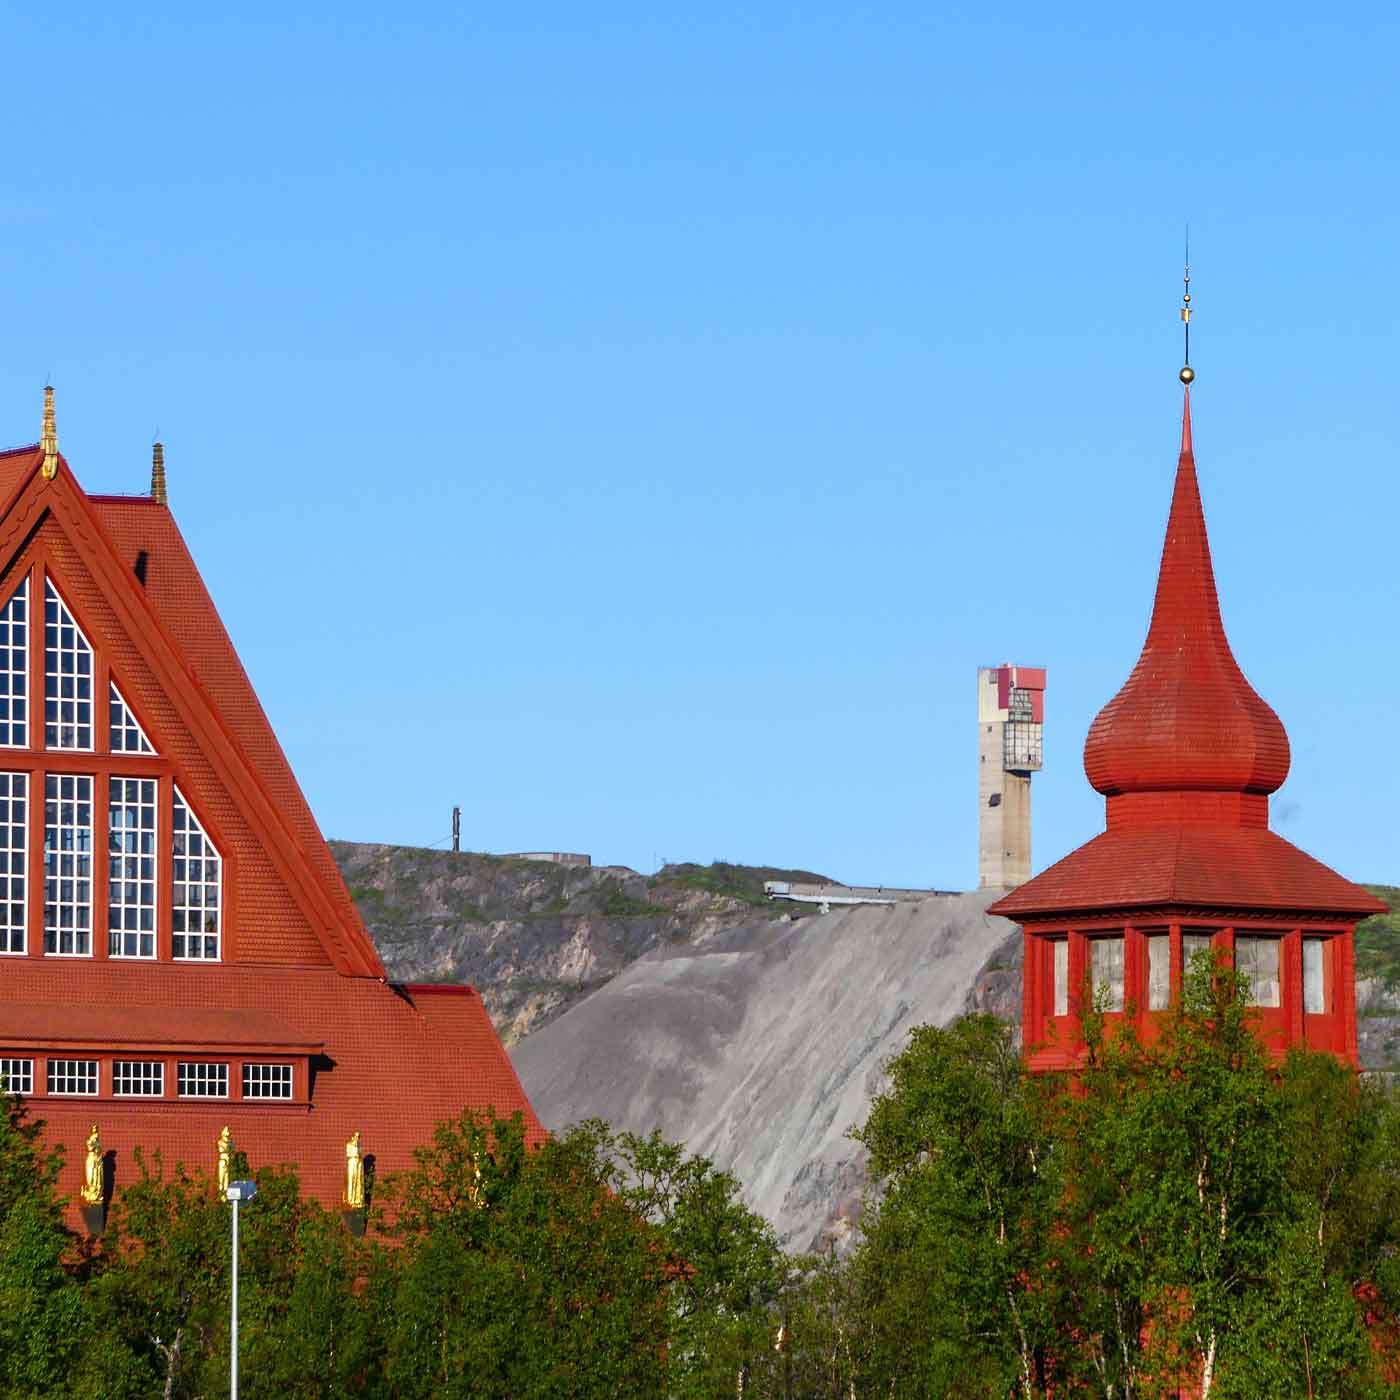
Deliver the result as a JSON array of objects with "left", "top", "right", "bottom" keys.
[{"left": 2, "top": 4, "right": 1397, "bottom": 887}]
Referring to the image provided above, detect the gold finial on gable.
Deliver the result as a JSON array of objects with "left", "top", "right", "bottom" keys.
[
  {"left": 40, "top": 386, "right": 58, "bottom": 480},
  {"left": 151, "top": 442, "right": 167, "bottom": 505}
]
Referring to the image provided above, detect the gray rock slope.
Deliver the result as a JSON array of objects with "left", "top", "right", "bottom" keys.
[{"left": 513, "top": 891, "right": 1019, "bottom": 1253}]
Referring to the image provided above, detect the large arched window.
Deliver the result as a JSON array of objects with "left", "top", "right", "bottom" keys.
[{"left": 0, "top": 568, "right": 224, "bottom": 963}]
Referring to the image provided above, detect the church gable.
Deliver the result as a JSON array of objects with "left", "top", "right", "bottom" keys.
[{"left": 0, "top": 448, "right": 380, "bottom": 976}]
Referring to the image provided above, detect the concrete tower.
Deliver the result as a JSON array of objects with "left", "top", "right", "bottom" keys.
[{"left": 978, "top": 664, "right": 1046, "bottom": 890}]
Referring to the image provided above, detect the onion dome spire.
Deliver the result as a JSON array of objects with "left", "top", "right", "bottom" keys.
[
  {"left": 1082, "top": 280, "right": 1290, "bottom": 805},
  {"left": 40, "top": 386, "right": 58, "bottom": 481}
]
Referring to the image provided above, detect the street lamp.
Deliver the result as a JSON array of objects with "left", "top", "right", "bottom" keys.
[{"left": 227, "top": 1180, "right": 258, "bottom": 1400}]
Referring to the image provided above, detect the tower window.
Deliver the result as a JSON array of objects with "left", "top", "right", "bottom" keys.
[
  {"left": 1303, "top": 937, "right": 1329, "bottom": 1014},
  {"left": 0, "top": 579, "right": 28, "bottom": 748},
  {"left": 44, "top": 580, "right": 93, "bottom": 750},
  {"left": 44, "top": 774, "right": 92, "bottom": 956},
  {"left": 1235, "top": 935, "right": 1282, "bottom": 1008},
  {"left": 1051, "top": 938, "right": 1069, "bottom": 1016},
  {"left": 1146, "top": 933, "right": 1170, "bottom": 1011},
  {"left": 1182, "top": 930, "right": 1215, "bottom": 977},
  {"left": 172, "top": 787, "right": 221, "bottom": 960},
  {"left": 1090, "top": 934, "right": 1125, "bottom": 1012},
  {"left": 109, "top": 777, "right": 157, "bottom": 958}
]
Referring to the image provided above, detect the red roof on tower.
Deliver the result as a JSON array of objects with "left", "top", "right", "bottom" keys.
[
  {"left": 0, "top": 399, "right": 542, "bottom": 1217},
  {"left": 992, "top": 388, "right": 1382, "bottom": 922}
]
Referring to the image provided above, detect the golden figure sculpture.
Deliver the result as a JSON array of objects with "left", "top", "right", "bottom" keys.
[
  {"left": 80, "top": 1124, "right": 103, "bottom": 1205},
  {"left": 344, "top": 1131, "right": 365, "bottom": 1209},
  {"left": 216, "top": 1125, "right": 233, "bottom": 1197},
  {"left": 465, "top": 1152, "right": 483, "bottom": 1208}
]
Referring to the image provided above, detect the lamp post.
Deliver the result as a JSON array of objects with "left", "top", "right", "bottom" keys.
[{"left": 226, "top": 1180, "right": 258, "bottom": 1400}]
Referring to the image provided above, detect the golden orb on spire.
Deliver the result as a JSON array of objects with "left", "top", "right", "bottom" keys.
[{"left": 1179, "top": 365, "right": 1195, "bottom": 385}]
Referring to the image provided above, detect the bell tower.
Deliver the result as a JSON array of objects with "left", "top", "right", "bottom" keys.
[{"left": 991, "top": 272, "right": 1384, "bottom": 1070}]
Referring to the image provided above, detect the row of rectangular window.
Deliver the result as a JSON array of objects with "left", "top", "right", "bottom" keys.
[
  {"left": 1050, "top": 931, "right": 1334, "bottom": 1016},
  {"left": 0, "top": 1058, "right": 292, "bottom": 1099},
  {"left": 0, "top": 774, "right": 220, "bottom": 959}
]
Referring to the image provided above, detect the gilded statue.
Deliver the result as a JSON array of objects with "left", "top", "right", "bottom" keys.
[
  {"left": 344, "top": 1131, "right": 364, "bottom": 1209},
  {"left": 216, "top": 1125, "right": 232, "bottom": 1197},
  {"left": 80, "top": 1124, "right": 103, "bottom": 1205}
]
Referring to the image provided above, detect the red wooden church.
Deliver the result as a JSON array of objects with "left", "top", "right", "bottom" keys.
[
  {"left": 0, "top": 391, "right": 540, "bottom": 1211},
  {"left": 991, "top": 378, "right": 1384, "bottom": 1071}
]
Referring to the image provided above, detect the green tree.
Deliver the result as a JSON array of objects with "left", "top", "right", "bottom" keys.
[
  {"left": 613, "top": 1126, "right": 786, "bottom": 1397},
  {"left": 838, "top": 966, "right": 1400, "bottom": 1400},
  {"left": 851, "top": 1014, "right": 1058, "bottom": 1399},
  {"left": 381, "top": 1110, "right": 671, "bottom": 1400},
  {"left": 0, "top": 1195, "right": 87, "bottom": 1397}
]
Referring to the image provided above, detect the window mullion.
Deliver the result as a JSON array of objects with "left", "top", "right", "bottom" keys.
[
  {"left": 94, "top": 776, "right": 110, "bottom": 962},
  {"left": 24, "top": 561, "right": 42, "bottom": 960},
  {"left": 157, "top": 773, "right": 173, "bottom": 962},
  {"left": 25, "top": 765, "right": 42, "bottom": 960},
  {"left": 95, "top": 657, "right": 110, "bottom": 756}
]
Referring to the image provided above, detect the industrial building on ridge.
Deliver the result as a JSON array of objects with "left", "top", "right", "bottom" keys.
[
  {"left": 977, "top": 663, "right": 1045, "bottom": 891},
  {"left": 991, "top": 374, "right": 1383, "bottom": 1070},
  {"left": 0, "top": 392, "right": 540, "bottom": 1216}
]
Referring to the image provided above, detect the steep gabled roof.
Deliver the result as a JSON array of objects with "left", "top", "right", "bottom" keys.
[{"left": 0, "top": 442, "right": 385, "bottom": 977}]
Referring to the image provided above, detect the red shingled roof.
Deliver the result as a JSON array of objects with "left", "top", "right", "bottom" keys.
[
  {"left": 991, "top": 825, "right": 1384, "bottom": 919},
  {"left": 91, "top": 495, "right": 380, "bottom": 974},
  {"left": 0, "top": 961, "right": 544, "bottom": 1206},
  {"left": 1083, "top": 392, "right": 1291, "bottom": 798},
  {"left": 991, "top": 387, "right": 1382, "bottom": 924}
]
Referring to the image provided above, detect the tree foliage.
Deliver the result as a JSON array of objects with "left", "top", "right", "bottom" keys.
[
  {"left": 2, "top": 993, "right": 1400, "bottom": 1398},
  {"left": 825, "top": 963, "right": 1400, "bottom": 1400}
]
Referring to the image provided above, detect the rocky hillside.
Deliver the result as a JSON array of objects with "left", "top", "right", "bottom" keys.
[
  {"left": 327, "top": 843, "right": 829, "bottom": 1044},
  {"left": 514, "top": 892, "right": 1021, "bottom": 1253},
  {"left": 329, "top": 843, "right": 1397, "bottom": 1251},
  {"left": 1356, "top": 885, "right": 1400, "bottom": 1072}
]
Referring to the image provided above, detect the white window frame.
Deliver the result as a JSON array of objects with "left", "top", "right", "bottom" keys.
[
  {"left": 108, "top": 776, "right": 158, "bottom": 959},
  {"left": 172, "top": 786, "right": 221, "bottom": 961},
  {"left": 44, "top": 774, "right": 93, "bottom": 957},
  {"left": 0, "top": 1057, "right": 33, "bottom": 1095},
  {"left": 47, "top": 1058, "right": 99, "bottom": 1096},
  {"left": 1235, "top": 934, "right": 1283, "bottom": 1009},
  {"left": 0, "top": 772, "right": 27, "bottom": 955},
  {"left": 43, "top": 578, "right": 95, "bottom": 752},
  {"left": 0, "top": 577, "right": 29, "bottom": 749},
  {"left": 177, "top": 1061, "right": 229, "bottom": 1099},
  {"left": 108, "top": 682, "right": 155, "bottom": 755},
  {"left": 242, "top": 1062, "right": 293, "bottom": 1099},
  {"left": 112, "top": 1059, "right": 165, "bottom": 1096}
]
